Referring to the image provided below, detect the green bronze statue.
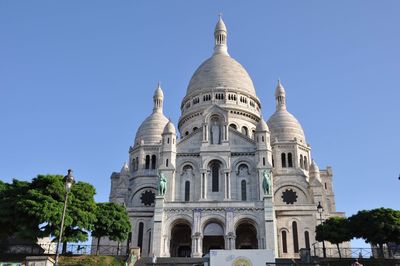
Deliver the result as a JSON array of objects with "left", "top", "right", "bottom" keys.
[
  {"left": 262, "top": 169, "right": 272, "bottom": 195},
  {"left": 158, "top": 172, "right": 167, "bottom": 196}
]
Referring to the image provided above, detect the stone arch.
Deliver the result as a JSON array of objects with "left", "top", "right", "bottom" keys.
[
  {"left": 168, "top": 217, "right": 193, "bottom": 257},
  {"left": 229, "top": 123, "right": 238, "bottom": 130},
  {"left": 130, "top": 186, "right": 156, "bottom": 207},
  {"left": 234, "top": 218, "right": 259, "bottom": 249},
  {"left": 165, "top": 215, "right": 193, "bottom": 235},
  {"left": 201, "top": 217, "right": 226, "bottom": 254},
  {"left": 202, "top": 156, "right": 228, "bottom": 170},
  {"left": 279, "top": 227, "right": 289, "bottom": 254},
  {"left": 274, "top": 182, "right": 312, "bottom": 204},
  {"left": 233, "top": 159, "right": 253, "bottom": 174},
  {"left": 203, "top": 109, "right": 228, "bottom": 124},
  {"left": 200, "top": 215, "right": 226, "bottom": 233}
]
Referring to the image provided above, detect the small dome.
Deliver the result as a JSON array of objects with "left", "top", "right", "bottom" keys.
[
  {"left": 275, "top": 80, "right": 286, "bottom": 97},
  {"left": 121, "top": 161, "right": 129, "bottom": 174},
  {"left": 309, "top": 160, "right": 320, "bottom": 173},
  {"left": 134, "top": 112, "right": 169, "bottom": 145},
  {"left": 163, "top": 120, "right": 176, "bottom": 134},
  {"left": 154, "top": 82, "right": 163, "bottom": 98},
  {"left": 256, "top": 118, "right": 269, "bottom": 132},
  {"left": 215, "top": 15, "right": 227, "bottom": 32},
  {"left": 267, "top": 109, "right": 306, "bottom": 143},
  {"left": 186, "top": 53, "right": 256, "bottom": 97}
]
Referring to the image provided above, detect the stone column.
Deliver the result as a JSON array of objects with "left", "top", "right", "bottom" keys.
[
  {"left": 201, "top": 171, "right": 207, "bottom": 199},
  {"left": 162, "top": 234, "right": 170, "bottom": 257},
  {"left": 152, "top": 196, "right": 165, "bottom": 257},
  {"left": 264, "top": 195, "right": 277, "bottom": 258},
  {"left": 192, "top": 232, "right": 202, "bottom": 257},
  {"left": 224, "top": 172, "right": 230, "bottom": 200}
]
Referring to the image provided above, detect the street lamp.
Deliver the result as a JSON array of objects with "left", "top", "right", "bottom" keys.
[
  {"left": 54, "top": 169, "right": 75, "bottom": 266},
  {"left": 317, "top": 201, "right": 327, "bottom": 258}
]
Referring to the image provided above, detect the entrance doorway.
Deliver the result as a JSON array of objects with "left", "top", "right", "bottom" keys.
[
  {"left": 170, "top": 222, "right": 192, "bottom": 257},
  {"left": 235, "top": 222, "right": 258, "bottom": 249},
  {"left": 203, "top": 222, "right": 225, "bottom": 254}
]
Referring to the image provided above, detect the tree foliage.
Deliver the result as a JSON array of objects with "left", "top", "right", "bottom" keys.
[
  {"left": 316, "top": 216, "right": 351, "bottom": 258},
  {"left": 21, "top": 175, "right": 97, "bottom": 244},
  {"left": 349, "top": 208, "right": 400, "bottom": 257},
  {"left": 0, "top": 175, "right": 96, "bottom": 248},
  {"left": 0, "top": 179, "right": 39, "bottom": 241},
  {"left": 92, "top": 202, "right": 131, "bottom": 253}
]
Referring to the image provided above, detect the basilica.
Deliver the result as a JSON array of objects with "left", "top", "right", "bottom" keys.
[{"left": 108, "top": 17, "right": 347, "bottom": 259}]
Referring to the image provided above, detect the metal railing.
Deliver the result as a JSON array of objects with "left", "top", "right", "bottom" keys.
[
  {"left": 0, "top": 244, "right": 130, "bottom": 256},
  {"left": 312, "top": 245, "right": 400, "bottom": 259}
]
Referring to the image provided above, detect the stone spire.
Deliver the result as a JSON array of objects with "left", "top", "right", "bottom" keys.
[
  {"left": 153, "top": 81, "right": 164, "bottom": 113},
  {"left": 275, "top": 79, "right": 286, "bottom": 111},
  {"left": 214, "top": 14, "right": 228, "bottom": 55}
]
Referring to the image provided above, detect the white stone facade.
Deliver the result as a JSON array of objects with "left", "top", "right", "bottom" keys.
[{"left": 107, "top": 17, "right": 348, "bottom": 259}]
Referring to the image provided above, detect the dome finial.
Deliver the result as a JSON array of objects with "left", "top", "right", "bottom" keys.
[
  {"left": 275, "top": 79, "right": 286, "bottom": 111},
  {"left": 214, "top": 14, "right": 228, "bottom": 55},
  {"left": 153, "top": 82, "right": 164, "bottom": 113}
]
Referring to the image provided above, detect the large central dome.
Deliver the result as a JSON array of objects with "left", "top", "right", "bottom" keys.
[{"left": 186, "top": 53, "right": 256, "bottom": 96}]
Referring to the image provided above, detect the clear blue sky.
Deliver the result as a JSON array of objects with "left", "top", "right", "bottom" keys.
[{"left": 1, "top": 1, "right": 399, "bottom": 247}]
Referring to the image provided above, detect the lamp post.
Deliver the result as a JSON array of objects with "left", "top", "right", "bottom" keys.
[
  {"left": 317, "top": 201, "right": 327, "bottom": 258},
  {"left": 54, "top": 169, "right": 74, "bottom": 266}
]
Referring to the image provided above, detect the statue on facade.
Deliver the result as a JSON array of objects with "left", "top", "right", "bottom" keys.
[
  {"left": 210, "top": 121, "right": 220, "bottom": 144},
  {"left": 158, "top": 172, "right": 167, "bottom": 196},
  {"left": 262, "top": 169, "right": 272, "bottom": 195}
]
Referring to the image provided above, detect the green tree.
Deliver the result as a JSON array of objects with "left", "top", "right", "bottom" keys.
[
  {"left": 0, "top": 179, "right": 39, "bottom": 241},
  {"left": 316, "top": 216, "right": 352, "bottom": 258},
  {"left": 92, "top": 202, "right": 131, "bottom": 254},
  {"left": 349, "top": 208, "right": 400, "bottom": 258},
  {"left": 20, "top": 174, "right": 97, "bottom": 252}
]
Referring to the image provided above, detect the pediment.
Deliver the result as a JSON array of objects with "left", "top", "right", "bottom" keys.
[
  {"left": 177, "top": 129, "right": 203, "bottom": 152},
  {"left": 229, "top": 128, "right": 256, "bottom": 148}
]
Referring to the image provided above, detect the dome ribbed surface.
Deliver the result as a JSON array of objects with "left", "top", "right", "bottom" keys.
[
  {"left": 256, "top": 118, "right": 269, "bottom": 131},
  {"left": 163, "top": 121, "right": 176, "bottom": 134},
  {"left": 267, "top": 110, "right": 306, "bottom": 142},
  {"left": 135, "top": 112, "right": 169, "bottom": 145},
  {"left": 186, "top": 54, "right": 256, "bottom": 96}
]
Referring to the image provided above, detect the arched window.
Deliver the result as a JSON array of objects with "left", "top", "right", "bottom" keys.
[
  {"left": 252, "top": 130, "right": 256, "bottom": 139},
  {"left": 304, "top": 231, "right": 310, "bottom": 249},
  {"left": 292, "top": 221, "right": 299, "bottom": 253},
  {"left": 272, "top": 155, "right": 275, "bottom": 167},
  {"left": 138, "top": 222, "right": 144, "bottom": 250},
  {"left": 262, "top": 157, "right": 266, "bottom": 166},
  {"left": 131, "top": 159, "right": 136, "bottom": 171},
  {"left": 151, "top": 155, "right": 157, "bottom": 169},
  {"left": 148, "top": 231, "right": 152, "bottom": 255},
  {"left": 241, "top": 180, "right": 247, "bottom": 201},
  {"left": 166, "top": 159, "right": 169, "bottom": 167},
  {"left": 211, "top": 161, "right": 220, "bottom": 192},
  {"left": 288, "top": 153, "right": 293, "bottom": 168},
  {"left": 242, "top": 126, "right": 248, "bottom": 136},
  {"left": 304, "top": 156, "right": 308, "bottom": 170},
  {"left": 282, "top": 231, "right": 287, "bottom": 253},
  {"left": 167, "top": 137, "right": 170, "bottom": 144},
  {"left": 145, "top": 155, "right": 150, "bottom": 169},
  {"left": 261, "top": 136, "right": 265, "bottom": 142},
  {"left": 300, "top": 155, "right": 304, "bottom": 169},
  {"left": 229, "top": 124, "right": 237, "bottom": 130},
  {"left": 185, "top": 131, "right": 189, "bottom": 136},
  {"left": 193, "top": 127, "right": 198, "bottom": 131},
  {"left": 184, "top": 181, "right": 190, "bottom": 202},
  {"left": 281, "top": 153, "right": 287, "bottom": 168}
]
